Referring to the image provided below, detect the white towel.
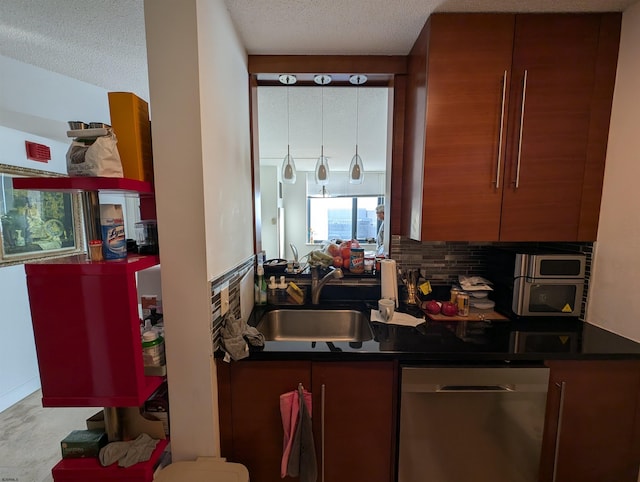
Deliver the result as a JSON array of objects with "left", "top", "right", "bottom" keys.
[{"left": 370, "top": 309, "right": 425, "bottom": 327}]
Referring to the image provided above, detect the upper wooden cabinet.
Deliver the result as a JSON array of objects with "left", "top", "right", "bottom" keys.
[{"left": 401, "top": 13, "right": 621, "bottom": 241}]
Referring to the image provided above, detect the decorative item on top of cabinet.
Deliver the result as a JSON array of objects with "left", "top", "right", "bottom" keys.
[
  {"left": 539, "top": 360, "right": 640, "bottom": 482},
  {"left": 401, "top": 13, "right": 621, "bottom": 242}
]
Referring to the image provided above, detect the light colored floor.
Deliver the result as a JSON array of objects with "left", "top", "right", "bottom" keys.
[{"left": 0, "top": 390, "right": 97, "bottom": 482}]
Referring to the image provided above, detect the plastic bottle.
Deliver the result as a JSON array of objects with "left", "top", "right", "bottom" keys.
[
  {"left": 255, "top": 265, "right": 267, "bottom": 305},
  {"left": 142, "top": 330, "right": 165, "bottom": 367}
]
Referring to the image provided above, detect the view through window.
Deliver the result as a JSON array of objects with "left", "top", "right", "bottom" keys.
[{"left": 307, "top": 196, "right": 382, "bottom": 243}]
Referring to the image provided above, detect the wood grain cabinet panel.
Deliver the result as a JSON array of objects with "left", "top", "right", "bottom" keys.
[
  {"left": 217, "top": 360, "right": 396, "bottom": 482},
  {"left": 539, "top": 360, "right": 640, "bottom": 482},
  {"left": 402, "top": 13, "right": 621, "bottom": 242}
]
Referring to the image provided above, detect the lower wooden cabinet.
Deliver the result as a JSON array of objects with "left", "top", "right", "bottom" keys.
[
  {"left": 217, "top": 360, "right": 397, "bottom": 482},
  {"left": 539, "top": 360, "right": 640, "bottom": 482}
]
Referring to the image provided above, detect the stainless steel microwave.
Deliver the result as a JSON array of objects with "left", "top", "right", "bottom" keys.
[{"left": 489, "top": 250, "right": 586, "bottom": 318}]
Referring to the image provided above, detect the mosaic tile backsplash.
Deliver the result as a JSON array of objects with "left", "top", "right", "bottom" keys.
[{"left": 390, "top": 235, "right": 593, "bottom": 318}]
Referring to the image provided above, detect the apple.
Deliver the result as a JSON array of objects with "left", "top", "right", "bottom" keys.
[
  {"left": 333, "top": 256, "right": 343, "bottom": 268},
  {"left": 423, "top": 300, "right": 442, "bottom": 315},
  {"left": 440, "top": 302, "right": 458, "bottom": 316}
]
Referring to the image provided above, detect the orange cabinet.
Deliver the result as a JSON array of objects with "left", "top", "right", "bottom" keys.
[{"left": 402, "top": 13, "right": 621, "bottom": 242}]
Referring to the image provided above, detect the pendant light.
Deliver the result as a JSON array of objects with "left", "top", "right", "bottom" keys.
[
  {"left": 349, "top": 75, "right": 366, "bottom": 184},
  {"left": 315, "top": 85, "right": 330, "bottom": 185},
  {"left": 281, "top": 84, "right": 297, "bottom": 184}
]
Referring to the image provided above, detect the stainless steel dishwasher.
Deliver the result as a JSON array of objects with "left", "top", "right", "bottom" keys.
[{"left": 398, "top": 365, "right": 550, "bottom": 482}]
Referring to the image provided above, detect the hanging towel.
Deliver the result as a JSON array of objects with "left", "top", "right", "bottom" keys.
[{"left": 280, "top": 385, "right": 314, "bottom": 479}]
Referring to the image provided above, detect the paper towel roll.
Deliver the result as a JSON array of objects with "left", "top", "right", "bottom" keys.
[{"left": 380, "top": 259, "right": 398, "bottom": 307}]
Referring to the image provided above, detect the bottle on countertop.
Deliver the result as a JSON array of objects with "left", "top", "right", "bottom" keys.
[
  {"left": 255, "top": 265, "right": 267, "bottom": 305},
  {"left": 142, "top": 330, "right": 165, "bottom": 367}
]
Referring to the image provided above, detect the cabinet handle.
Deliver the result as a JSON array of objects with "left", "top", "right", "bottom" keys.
[
  {"left": 513, "top": 69, "right": 528, "bottom": 189},
  {"left": 494, "top": 70, "right": 508, "bottom": 189},
  {"left": 321, "top": 383, "right": 326, "bottom": 482},
  {"left": 552, "top": 381, "right": 566, "bottom": 482}
]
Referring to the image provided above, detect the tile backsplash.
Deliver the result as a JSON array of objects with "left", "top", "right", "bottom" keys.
[{"left": 390, "top": 235, "right": 593, "bottom": 318}]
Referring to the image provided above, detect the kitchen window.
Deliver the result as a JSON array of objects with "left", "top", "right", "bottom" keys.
[
  {"left": 307, "top": 195, "right": 382, "bottom": 244},
  {"left": 0, "top": 164, "right": 83, "bottom": 265}
]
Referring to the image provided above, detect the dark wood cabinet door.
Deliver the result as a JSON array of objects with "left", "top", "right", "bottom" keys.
[
  {"left": 420, "top": 14, "right": 515, "bottom": 241},
  {"left": 501, "top": 14, "right": 620, "bottom": 241},
  {"left": 540, "top": 360, "right": 640, "bottom": 482},
  {"left": 312, "top": 361, "right": 397, "bottom": 482},
  {"left": 218, "top": 360, "right": 311, "bottom": 482}
]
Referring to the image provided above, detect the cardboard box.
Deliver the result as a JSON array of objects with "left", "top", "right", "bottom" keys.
[
  {"left": 108, "top": 91, "right": 154, "bottom": 182},
  {"left": 60, "top": 429, "right": 107, "bottom": 458},
  {"left": 86, "top": 410, "right": 105, "bottom": 431},
  {"left": 144, "top": 382, "right": 170, "bottom": 436}
]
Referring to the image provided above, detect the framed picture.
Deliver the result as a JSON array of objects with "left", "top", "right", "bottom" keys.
[{"left": 0, "top": 164, "right": 84, "bottom": 265}]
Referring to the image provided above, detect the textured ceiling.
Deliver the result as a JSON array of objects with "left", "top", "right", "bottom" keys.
[
  {"left": 0, "top": 0, "right": 636, "bottom": 102},
  {"left": 0, "top": 0, "right": 636, "bottom": 171}
]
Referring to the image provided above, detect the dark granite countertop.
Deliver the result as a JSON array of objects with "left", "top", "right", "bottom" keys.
[{"left": 241, "top": 300, "right": 640, "bottom": 363}]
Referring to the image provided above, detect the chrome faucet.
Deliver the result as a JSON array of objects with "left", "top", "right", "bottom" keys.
[{"left": 310, "top": 265, "right": 344, "bottom": 304}]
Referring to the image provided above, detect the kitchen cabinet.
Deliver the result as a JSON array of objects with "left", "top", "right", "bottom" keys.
[
  {"left": 401, "top": 13, "right": 621, "bottom": 242},
  {"left": 217, "top": 360, "right": 397, "bottom": 482},
  {"left": 539, "top": 360, "right": 640, "bottom": 482}
]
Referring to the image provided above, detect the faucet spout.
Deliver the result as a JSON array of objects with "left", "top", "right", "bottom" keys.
[{"left": 311, "top": 266, "right": 344, "bottom": 304}]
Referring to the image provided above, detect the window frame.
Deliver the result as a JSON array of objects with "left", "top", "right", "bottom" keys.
[
  {"left": 0, "top": 163, "right": 84, "bottom": 266},
  {"left": 306, "top": 194, "right": 383, "bottom": 244}
]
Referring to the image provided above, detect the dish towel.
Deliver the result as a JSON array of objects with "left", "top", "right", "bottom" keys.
[
  {"left": 221, "top": 313, "right": 265, "bottom": 361},
  {"left": 280, "top": 384, "right": 316, "bottom": 481}
]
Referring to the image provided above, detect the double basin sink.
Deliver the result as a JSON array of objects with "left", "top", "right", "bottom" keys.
[{"left": 255, "top": 307, "right": 373, "bottom": 342}]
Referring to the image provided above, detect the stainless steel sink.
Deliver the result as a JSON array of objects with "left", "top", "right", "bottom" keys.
[{"left": 256, "top": 308, "right": 373, "bottom": 342}]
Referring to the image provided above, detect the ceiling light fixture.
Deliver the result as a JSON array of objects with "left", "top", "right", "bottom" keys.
[
  {"left": 315, "top": 86, "right": 330, "bottom": 185},
  {"left": 349, "top": 84, "right": 365, "bottom": 184},
  {"left": 281, "top": 86, "right": 297, "bottom": 184},
  {"left": 314, "top": 74, "right": 332, "bottom": 85},
  {"left": 278, "top": 74, "right": 297, "bottom": 85},
  {"left": 349, "top": 74, "right": 368, "bottom": 85}
]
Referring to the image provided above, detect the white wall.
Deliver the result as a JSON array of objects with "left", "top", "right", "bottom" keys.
[
  {"left": 587, "top": 2, "right": 640, "bottom": 342},
  {"left": 144, "top": 0, "right": 253, "bottom": 461},
  {"left": 0, "top": 58, "right": 108, "bottom": 412}
]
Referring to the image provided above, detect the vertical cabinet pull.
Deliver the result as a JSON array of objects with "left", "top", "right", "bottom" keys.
[
  {"left": 514, "top": 69, "right": 528, "bottom": 189},
  {"left": 494, "top": 70, "right": 508, "bottom": 189},
  {"left": 321, "top": 383, "right": 326, "bottom": 482},
  {"left": 552, "top": 381, "right": 566, "bottom": 482}
]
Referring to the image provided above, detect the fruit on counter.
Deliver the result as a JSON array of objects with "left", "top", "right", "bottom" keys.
[
  {"left": 333, "top": 256, "right": 343, "bottom": 268},
  {"left": 422, "top": 300, "right": 442, "bottom": 315},
  {"left": 326, "top": 243, "right": 340, "bottom": 257},
  {"left": 339, "top": 239, "right": 361, "bottom": 268},
  {"left": 440, "top": 302, "right": 458, "bottom": 316}
]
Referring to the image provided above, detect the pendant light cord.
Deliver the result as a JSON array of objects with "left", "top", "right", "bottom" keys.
[
  {"left": 321, "top": 86, "right": 324, "bottom": 157},
  {"left": 286, "top": 87, "right": 291, "bottom": 159},
  {"left": 355, "top": 86, "right": 359, "bottom": 153}
]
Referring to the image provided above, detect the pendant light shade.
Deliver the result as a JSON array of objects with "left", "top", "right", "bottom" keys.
[
  {"left": 315, "top": 146, "right": 330, "bottom": 185},
  {"left": 349, "top": 147, "right": 364, "bottom": 184},
  {"left": 282, "top": 146, "right": 297, "bottom": 184},
  {"left": 350, "top": 83, "right": 365, "bottom": 184},
  {"left": 281, "top": 87, "right": 297, "bottom": 184},
  {"left": 315, "top": 86, "right": 330, "bottom": 185}
]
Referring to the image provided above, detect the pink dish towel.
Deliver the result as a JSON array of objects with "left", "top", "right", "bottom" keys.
[{"left": 280, "top": 385, "right": 312, "bottom": 478}]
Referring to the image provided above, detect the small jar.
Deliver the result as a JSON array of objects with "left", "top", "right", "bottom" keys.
[
  {"left": 88, "top": 240, "right": 103, "bottom": 261},
  {"left": 457, "top": 293, "right": 470, "bottom": 316},
  {"left": 364, "top": 255, "right": 375, "bottom": 273},
  {"left": 142, "top": 330, "right": 165, "bottom": 367},
  {"left": 349, "top": 248, "right": 365, "bottom": 274},
  {"left": 450, "top": 288, "right": 461, "bottom": 304}
]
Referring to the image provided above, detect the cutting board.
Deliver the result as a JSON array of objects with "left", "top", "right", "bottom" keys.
[{"left": 424, "top": 308, "right": 509, "bottom": 322}]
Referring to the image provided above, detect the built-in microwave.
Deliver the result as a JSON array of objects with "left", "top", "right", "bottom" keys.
[{"left": 488, "top": 249, "right": 586, "bottom": 318}]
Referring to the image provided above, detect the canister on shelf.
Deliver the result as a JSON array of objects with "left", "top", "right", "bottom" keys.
[{"left": 457, "top": 293, "right": 470, "bottom": 316}]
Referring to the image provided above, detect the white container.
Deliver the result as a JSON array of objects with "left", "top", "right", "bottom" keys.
[{"left": 100, "top": 204, "right": 127, "bottom": 260}]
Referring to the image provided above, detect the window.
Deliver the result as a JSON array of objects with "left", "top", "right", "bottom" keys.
[
  {"left": 307, "top": 196, "right": 382, "bottom": 243},
  {"left": 0, "top": 164, "right": 83, "bottom": 265}
]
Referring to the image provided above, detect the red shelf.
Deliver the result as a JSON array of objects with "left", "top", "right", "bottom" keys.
[
  {"left": 26, "top": 255, "right": 162, "bottom": 407},
  {"left": 52, "top": 438, "right": 169, "bottom": 482},
  {"left": 12, "top": 176, "right": 154, "bottom": 194}
]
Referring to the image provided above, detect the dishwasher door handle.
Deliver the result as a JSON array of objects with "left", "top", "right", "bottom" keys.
[{"left": 437, "top": 384, "right": 515, "bottom": 392}]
